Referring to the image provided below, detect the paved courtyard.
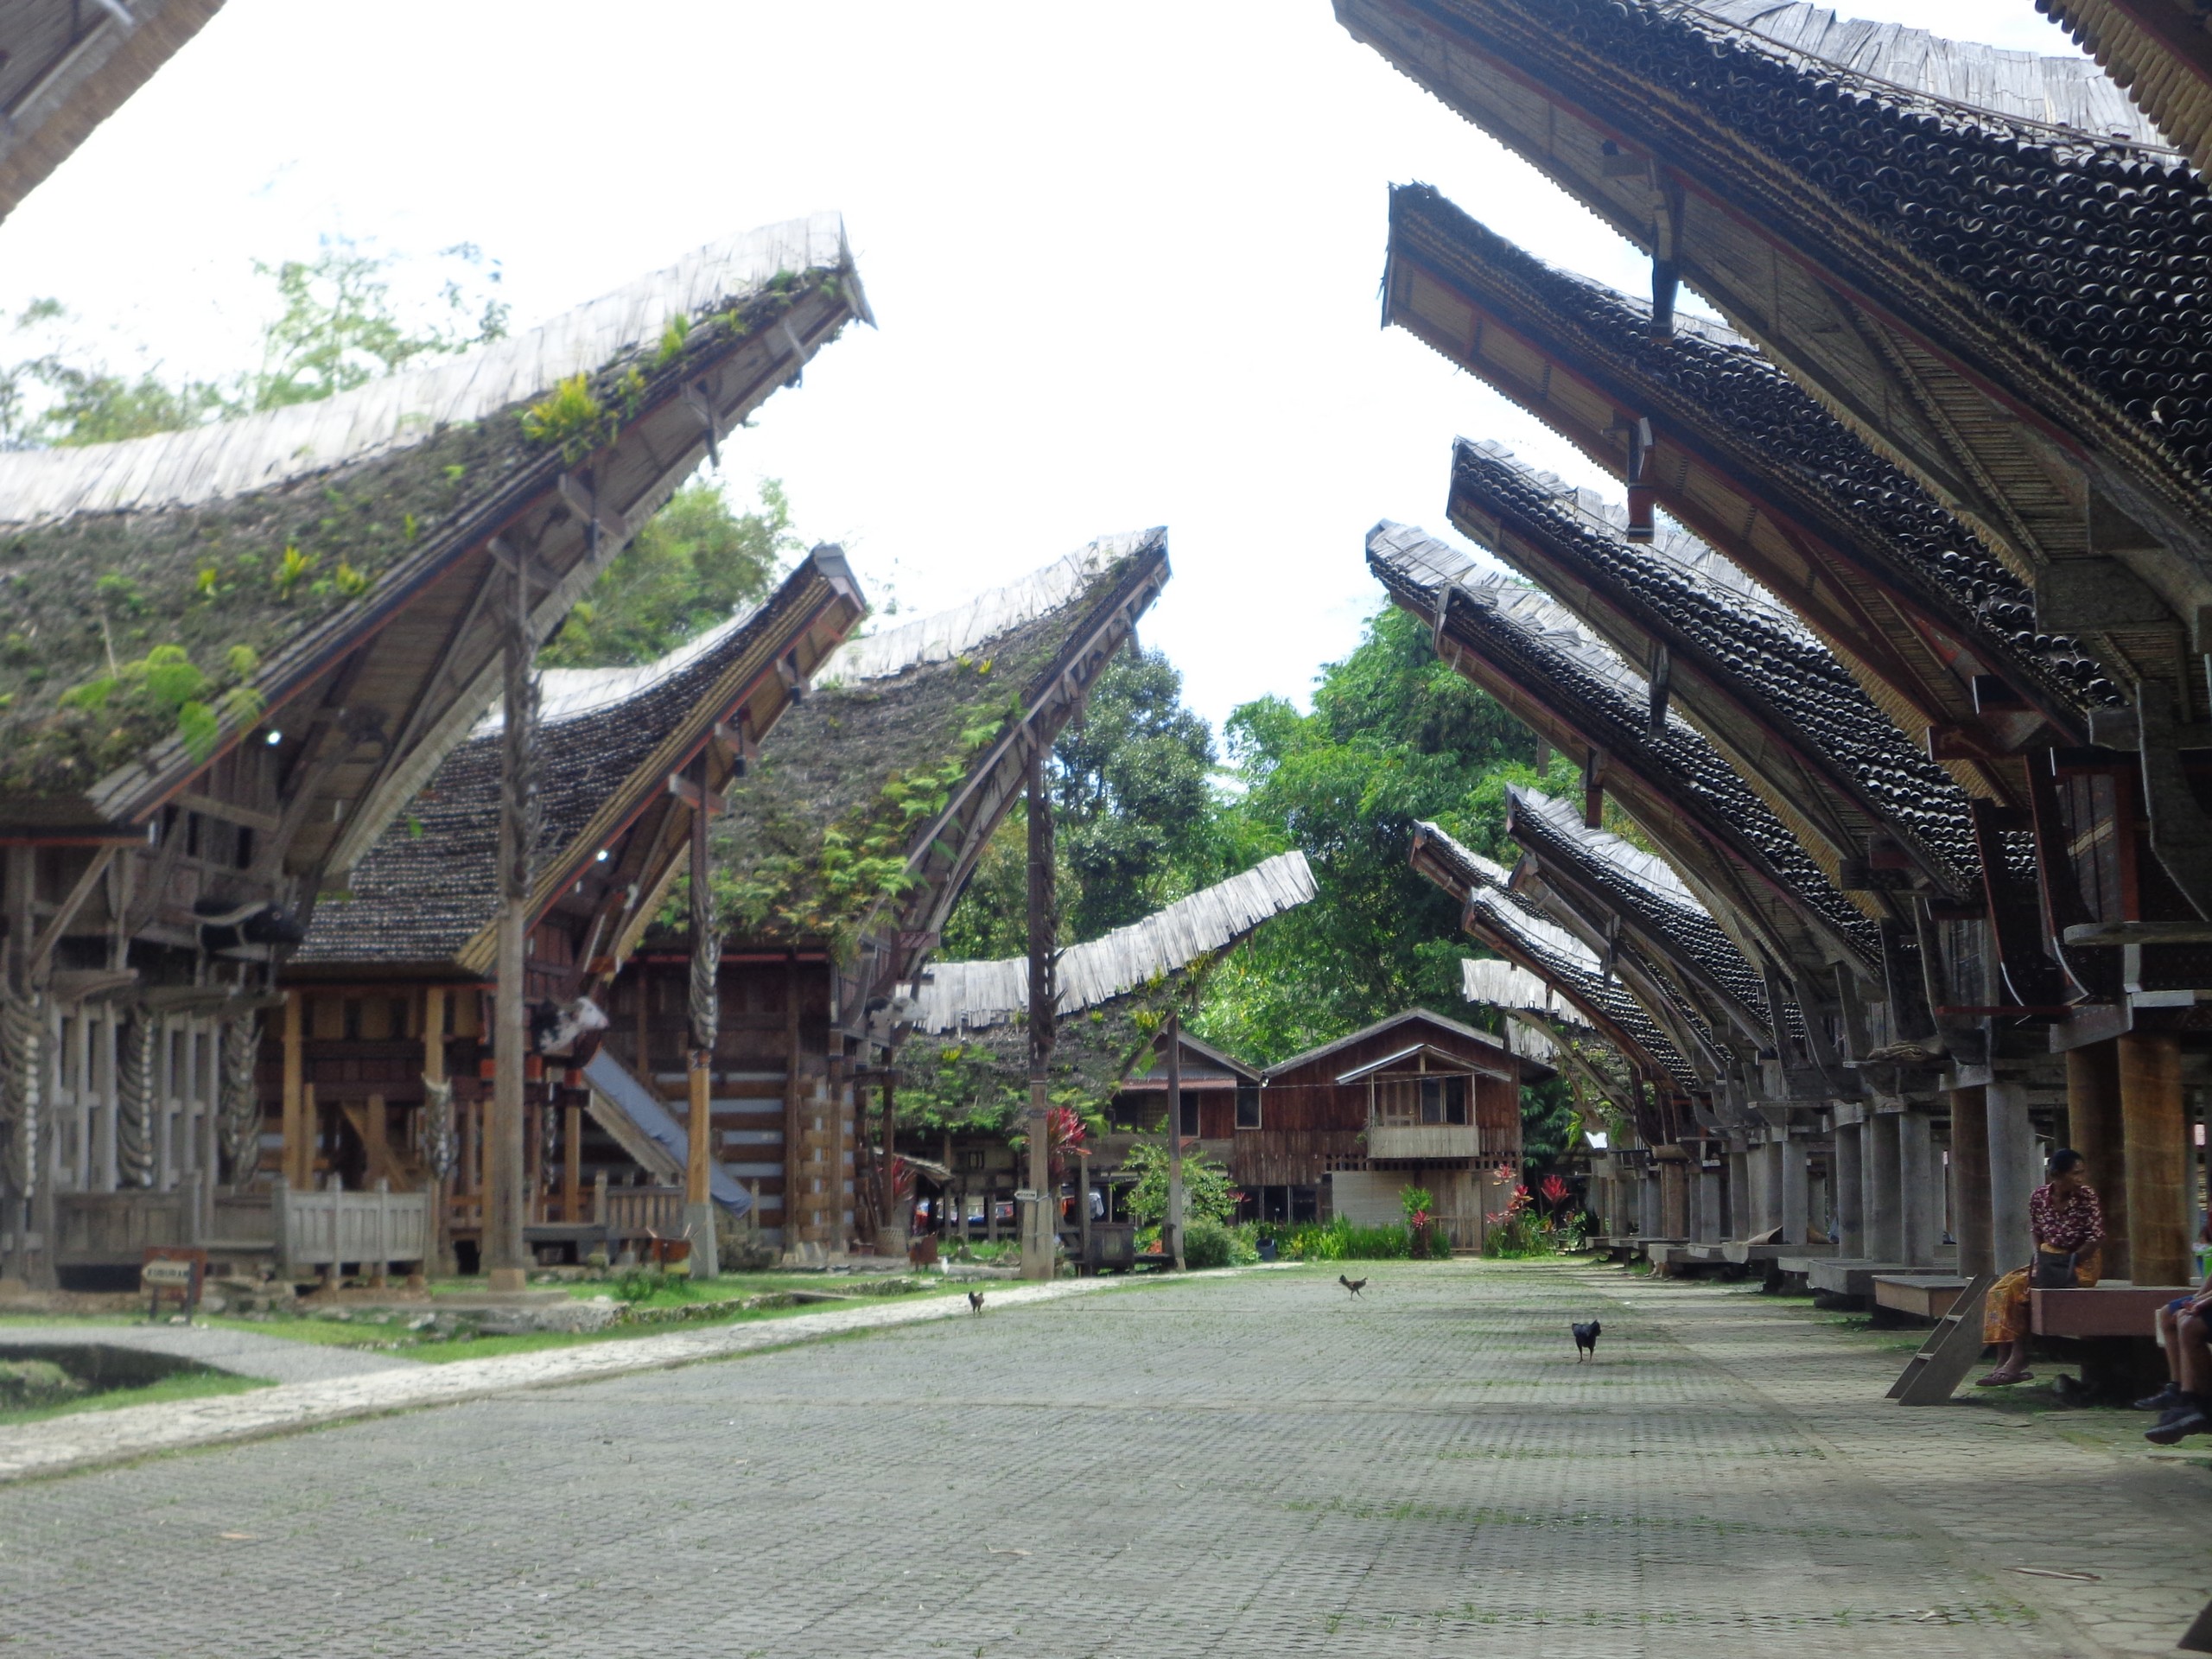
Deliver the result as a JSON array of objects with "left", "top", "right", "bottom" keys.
[{"left": 0, "top": 1262, "right": 2206, "bottom": 1658}]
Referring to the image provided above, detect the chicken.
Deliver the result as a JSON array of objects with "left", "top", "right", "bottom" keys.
[
  {"left": 1339, "top": 1274, "right": 1368, "bottom": 1298},
  {"left": 1573, "top": 1319, "right": 1602, "bottom": 1360},
  {"left": 968, "top": 1290, "right": 986, "bottom": 1314}
]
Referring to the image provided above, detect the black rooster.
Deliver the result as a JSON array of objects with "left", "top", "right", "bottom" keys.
[
  {"left": 968, "top": 1291, "right": 986, "bottom": 1315},
  {"left": 1339, "top": 1274, "right": 1368, "bottom": 1298},
  {"left": 1573, "top": 1319, "right": 1602, "bottom": 1361}
]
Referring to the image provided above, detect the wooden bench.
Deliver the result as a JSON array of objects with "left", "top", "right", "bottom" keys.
[{"left": 2032, "top": 1285, "right": 2196, "bottom": 1400}]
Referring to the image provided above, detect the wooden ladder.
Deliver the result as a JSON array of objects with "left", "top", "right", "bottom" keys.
[{"left": 1889, "top": 1273, "right": 1997, "bottom": 1405}]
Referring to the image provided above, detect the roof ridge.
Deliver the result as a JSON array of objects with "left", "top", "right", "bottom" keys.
[
  {"left": 827, "top": 530, "right": 1166, "bottom": 684},
  {"left": 909, "top": 850, "right": 1315, "bottom": 1033},
  {"left": 0, "top": 214, "right": 858, "bottom": 524}
]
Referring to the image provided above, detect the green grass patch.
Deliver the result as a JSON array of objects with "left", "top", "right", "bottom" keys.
[{"left": 0, "top": 1368, "right": 266, "bottom": 1427}]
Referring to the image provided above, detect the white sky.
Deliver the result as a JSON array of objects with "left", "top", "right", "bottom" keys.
[{"left": 0, "top": 0, "right": 2087, "bottom": 734}]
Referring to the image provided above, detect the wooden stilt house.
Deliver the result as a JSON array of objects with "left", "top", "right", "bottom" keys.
[
  {"left": 283, "top": 550, "right": 865, "bottom": 1272},
  {"left": 607, "top": 534, "right": 1170, "bottom": 1257},
  {"left": 0, "top": 216, "right": 870, "bottom": 1284}
]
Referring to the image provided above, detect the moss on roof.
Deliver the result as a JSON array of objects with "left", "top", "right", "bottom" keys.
[
  {"left": 702, "top": 554, "right": 1140, "bottom": 950},
  {"left": 0, "top": 271, "right": 842, "bottom": 798}
]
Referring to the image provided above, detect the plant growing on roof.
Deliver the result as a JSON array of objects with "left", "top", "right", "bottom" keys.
[{"left": 520, "top": 372, "right": 613, "bottom": 463}]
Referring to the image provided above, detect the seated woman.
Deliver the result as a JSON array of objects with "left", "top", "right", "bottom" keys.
[{"left": 1979, "top": 1148, "right": 2103, "bottom": 1387}]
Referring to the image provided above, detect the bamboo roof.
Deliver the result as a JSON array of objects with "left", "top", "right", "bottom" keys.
[
  {"left": 1410, "top": 819, "right": 1698, "bottom": 1109},
  {"left": 1370, "top": 520, "right": 1878, "bottom": 988},
  {"left": 1382, "top": 181, "right": 2123, "bottom": 804},
  {"left": 0, "top": 0, "right": 226, "bottom": 228},
  {"left": 1706, "top": 2, "right": 2158, "bottom": 141},
  {"left": 2035, "top": 0, "right": 2212, "bottom": 174},
  {"left": 908, "top": 851, "right": 1316, "bottom": 1036},
  {"left": 294, "top": 549, "right": 866, "bottom": 975},
  {"left": 1449, "top": 439, "right": 1984, "bottom": 907},
  {"left": 1338, "top": 0, "right": 2212, "bottom": 722},
  {"left": 1, "top": 215, "right": 868, "bottom": 845}
]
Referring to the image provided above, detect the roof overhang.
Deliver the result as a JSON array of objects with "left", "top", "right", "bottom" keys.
[
  {"left": 1340, "top": 0, "right": 2209, "bottom": 711},
  {"left": 0, "top": 0, "right": 226, "bottom": 228},
  {"left": 1447, "top": 442, "right": 1978, "bottom": 904},
  {"left": 2039, "top": 0, "right": 2212, "bottom": 174},
  {"left": 1371, "top": 524, "right": 1877, "bottom": 985},
  {"left": 1382, "top": 184, "right": 2099, "bottom": 774}
]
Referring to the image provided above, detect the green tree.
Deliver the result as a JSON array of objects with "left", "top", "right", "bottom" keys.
[
  {"left": 541, "top": 480, "right": 798, "bottom": 669},
  {"left": 1120, "top": 1140, "right": 1239, "bottom": 1227},
  {"left": 1052, "top": 647, "right": 1217, "bottom": 938},
  {"left": 0, "top": 238, "right": 506, "bottom": 448},
  {"left": 1191, "top": 604, "right": 1564, "bottom": 1066},
  {"left": 246, "top": 237, "right": 507, "bottom": 410},
  {"left": 938, "top": 646, "right": 1217, "bottom": 957}
]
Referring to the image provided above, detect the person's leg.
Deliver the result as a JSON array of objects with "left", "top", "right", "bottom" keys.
[
  {"left": 1980, "top": 1267, "right": 2035, "bottom": 1383},
  {"left": 2139, "top": 1304, "right": 2189, "bottom": 1410},
  {"left": 2146, "top": 1312, "right": 2212, "bottom": 1443}
]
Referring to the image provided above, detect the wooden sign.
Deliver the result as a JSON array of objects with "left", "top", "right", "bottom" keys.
[{"left": 142, "top": 1247, "right": 207, "bottom": 1319}]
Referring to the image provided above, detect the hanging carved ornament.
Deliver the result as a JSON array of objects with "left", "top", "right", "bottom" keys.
[
  {"left": 115, "top": 1007, "right": 158, "bottom": 1190},
  {"left": 541, "top": 1090, "right": 562, "bottom": 1181},
  {"left": 688, "top": 876, "right": 723, "bottom": 1059},
  {"left": 421, "top": 1073, "right": 458, "bottom": 1184},
  {"left": 0, "top": 991, "right": 46, "bottom": 1203},
  {"left": 218, "top": 1014, "right": 263, "bottom": 1182}
]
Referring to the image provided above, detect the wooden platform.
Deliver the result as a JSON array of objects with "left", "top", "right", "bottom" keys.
[
  {"left": 1873, "top": 1274, "right": 1970, "bottom": 1321},
  {"left": 2032, "top": 1285, "right": 2194, "bottom": 1338}
]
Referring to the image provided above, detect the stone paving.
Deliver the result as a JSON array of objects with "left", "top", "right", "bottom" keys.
[{"left": 0, "top": 1262, "right": 2205, "bottom": 1657}]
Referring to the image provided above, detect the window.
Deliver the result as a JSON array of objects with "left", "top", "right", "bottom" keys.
[
  {"left": 1235, "top": 1085, "right": 1262, "bottom": 1130},
  {"left": 1179, "top": 1092, "right": 1200, "bottom": 1137},
  {"left": 1417, "top": 1077, "right": 1469, "bottom": 1125}
]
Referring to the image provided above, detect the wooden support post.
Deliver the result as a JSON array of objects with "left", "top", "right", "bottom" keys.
[
  {"left": 282, "top": 992, "right": 305, "bottom": 1190},
  {"left": 683, "top": 753, "right": 720, "bottom": 1280},
  {"left": 301, "top": 1083, "right": 320, "bottom": 1189},
  {"left": 1021, "top": 747, "right": 1056, "bottom": 1283},
  {"left": 782, "top": 955, "right": 802, "bottom": 1256},
  {"left": 485, "top": 545, "right": 537, "bottom": 1292},
  {"left": 423, "top": 987, "right": 451, "bottom": 1275},
  {"left": 1166, "top": 1012, "right": 1185, "bottom": 1272},
  {"left": 2066, "top": 1039, "right": 2129, "bottom": 1281},
  {"left": 1949, "top": 1086, "right": 1993, "bottom": 1279},
  {"left": 2120, "top": 1030, "right": 2190, "bottom": 1286},
  {"left": 563, "top": 1103, "right": 582, "bottom": 1224},
  {"left": 877, "top": 1068, "right": 904, "bottom": 1257},
  {"left": 365, "top": 1091, "right": 388, "bottom": 1190}
]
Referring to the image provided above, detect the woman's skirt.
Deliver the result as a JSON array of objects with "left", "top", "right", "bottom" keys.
[{"left": 1984, "top": 1246, "right": 2104, "bottom": 1344}]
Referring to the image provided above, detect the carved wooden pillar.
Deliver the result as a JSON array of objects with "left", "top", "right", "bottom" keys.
[
  {"left": 2065, "top": 1039, "right": 2128, "bottom": 1280},
  {"left": 2120, "top": 1030, "right": 2189, "bottom": 1286}
]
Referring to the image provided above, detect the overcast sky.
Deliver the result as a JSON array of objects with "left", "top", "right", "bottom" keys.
[{"left": 0, "top": 1, "right": 2089, "bottom": 735}]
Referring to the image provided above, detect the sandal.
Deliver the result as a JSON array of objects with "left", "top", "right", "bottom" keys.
[{"left": 1976, "top": 1370, "right": 2027, "bottom": 1387}]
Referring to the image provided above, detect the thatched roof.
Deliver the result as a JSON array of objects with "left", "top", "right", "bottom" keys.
[
  {"left": 908, "top": 852, "right": 1316, "bottom": 1035},
  {"left": 1340, "top": 0, "right": 2212, "bottom": 714},
  {"left": 1371, "top": 520, "right": 1877, "bottom": 988},
  {"left": 0, "top": 0, "right": 226, "bottom": 228},
  {"left": 0, "top": 215, "right": 868, "bottom": 839},
  {"left": 294, "top": 549, "right": 864, "bottom": 975},
  {"left": 705, "top": 533, "right": 1170, "bottom": 964}
]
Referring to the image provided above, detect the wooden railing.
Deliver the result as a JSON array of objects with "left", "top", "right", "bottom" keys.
[{"left": 274, "top": 1179, "right": 429, "bottom": 1273}]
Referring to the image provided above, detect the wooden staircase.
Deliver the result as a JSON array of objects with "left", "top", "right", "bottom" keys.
[{"left": 1888, "top": 1272, "right": 1997, "bottom": 1405}]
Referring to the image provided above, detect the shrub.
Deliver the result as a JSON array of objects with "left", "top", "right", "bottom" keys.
[
  {"left": 1280, "top": 1217, "right": 1411, "bottom": 1262},
  {"left": 1182, "top": 1217, "right": 1235, "bottom": 1270}
]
